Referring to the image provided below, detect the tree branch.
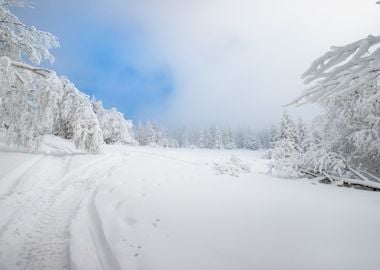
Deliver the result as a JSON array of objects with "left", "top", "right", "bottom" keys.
[{"left": 10, "top": 61, "right": 51, "bottom": 77}]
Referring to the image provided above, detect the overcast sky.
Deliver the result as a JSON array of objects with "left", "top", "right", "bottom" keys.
[{"left": 14, "top": 0, "right": 380, "bottom": 128}]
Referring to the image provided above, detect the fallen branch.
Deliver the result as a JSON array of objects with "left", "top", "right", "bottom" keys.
[
  {"left": 300, "top": 169, "right": 380, "bottom": 192},
  {"left": 299, "top": 169, "right": 319, "bottom": 178},
  {"left": 341, "top": 177, "right": 380, "bottom": 192},
  {"left": 322, "top": 172, "right": 334, "bottom": 183}
]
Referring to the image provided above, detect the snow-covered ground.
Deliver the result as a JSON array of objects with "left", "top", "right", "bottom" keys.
[{"left": 0, "top": 137, "right": 380, "bottom": 270}]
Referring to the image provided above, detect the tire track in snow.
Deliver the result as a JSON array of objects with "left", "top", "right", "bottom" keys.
[
  {"left": 0, "top": 155, "right": 44, "bottom": 199},
  {"left": 0, "top": 153, "right": 124, "bottom": 270},
  {"left": 18, "top": 154, "right": 115, "bottom": 270},
  {"left": 0, "top": 155, "right": 55, "bottom": 241},
  {"left": 87, "top": 188, "right": 121, "bottom": 270}
]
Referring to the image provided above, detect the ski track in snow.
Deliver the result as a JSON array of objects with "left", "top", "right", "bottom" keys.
[
  {"left": 0, "top": 151, "right": 126, "bottom": 270},
  {"left": 87, "top": 189, "right": 122, "bottom": 270}
]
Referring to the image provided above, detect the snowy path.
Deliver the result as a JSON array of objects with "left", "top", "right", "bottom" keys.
[
  {"left": 1, "top": 144, "right": 380, "bottom": 270},
  {"left": 0, "top": 149, "right": 127, "bottom": 270}
]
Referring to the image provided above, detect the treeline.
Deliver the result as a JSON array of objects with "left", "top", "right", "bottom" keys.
[{"left": 135, "top": 121, "right": 271, "bottom": 150}]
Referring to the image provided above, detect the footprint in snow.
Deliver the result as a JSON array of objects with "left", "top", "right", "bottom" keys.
[
  {"left": 152, "top": 219, "right": 160, "bottom": 228},
  {"left": 125, "top": 217, "right": 139, "bottom": 225},
  {"left": 115, "top": 201, "right": 124, "bottom": 209}
]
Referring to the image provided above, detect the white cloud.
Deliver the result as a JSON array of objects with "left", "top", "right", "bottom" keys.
[{"left": 37, "top": 0, "right": 380, "bottom": 127}]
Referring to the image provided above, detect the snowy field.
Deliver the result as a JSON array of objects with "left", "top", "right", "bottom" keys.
[{"left": 0, "top": 137, "right": 380, "bottom": 270}]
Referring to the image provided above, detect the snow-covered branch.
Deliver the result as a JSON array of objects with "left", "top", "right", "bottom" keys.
[
  {"left": 289, "top": 35, "right": 380, "bottom": 105},
  {"left": 11, "top": 60, "right": 51, "bottom": 77}
]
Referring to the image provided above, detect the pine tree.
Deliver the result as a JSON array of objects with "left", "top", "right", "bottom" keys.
[
  {"left": 214, "top": 126, "right": 223, "bottom": 149},
  {"left": 269, "top": 125, "right": 278, "bottom": 149},
  {"left": 223, "top": 127, "right": 235, "bottom": 149},
  {"left": 244, "top": 129, "right": 259, "bottom": 150},
  {"left": 199, "top": 128, "right": 213, "bottom": 148},
  {"left": 296, "top": 118, "right": 308, "bottom": 153},
  {"left": 272, "top": 111, "right": 299, "bottom": 159}
]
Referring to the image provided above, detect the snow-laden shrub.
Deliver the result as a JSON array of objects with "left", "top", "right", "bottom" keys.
[
  {"left": 214, "top": 155, "right": 251, "bottom": 177},
  {"left": 269, "top": 155, "right": 302, "bottom": 179},
  {"left": 271, "top": 138, "right": 299, "bottom": 160},
  {"left": 297, "top": 144, "right": 348, "bottom": 177}
]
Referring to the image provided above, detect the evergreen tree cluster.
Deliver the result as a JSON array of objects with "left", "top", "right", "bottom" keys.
[{"left": 135, "top": 122, "right": 269, "bottom": 151}]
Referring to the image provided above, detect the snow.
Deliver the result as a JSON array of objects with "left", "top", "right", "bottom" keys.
[{"left": 0, "top": 139, "right": 380, "bottom": 270}]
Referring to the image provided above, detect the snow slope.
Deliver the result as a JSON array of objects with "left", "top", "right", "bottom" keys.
[{"left": 0, "top": 139, "right": 380, "bottom": 270}]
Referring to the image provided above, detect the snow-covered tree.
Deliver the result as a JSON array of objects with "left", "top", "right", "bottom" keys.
[
  {"left": 156, "top": 127, "right": 171, "bottom": 147},
  {"left": 256, "top": 128, "right": 270, "bottom": 149},
  {"left": 58, "top": 79, "right": 104, "bottom": 153},
  {"left": 271, "top": 111, "right": 299, "bottom": 158},
  {"left": 296, "top": 118, "right": 310, "bottom": 153},
  {"left": 91, "top": 98, "right": 134, "bottom": 145},
  {"left": 269, "top": 124, "right": 278, "bottom": 149},
  {"left": 135, "top": 121, "right": 145, "bottom": 145},
  {"left": 214, "top": 126, "right": 223, "bottom": 149},
  {"left": 136, "top": 121, "right": 156, "bottom": 146},
  {"left": 135, "top": 121, "right": 175, "bottom": 147},
  {"left": 269, "top": 111, "right": 303, "bottom": 177},
  {"left": 0, "top": 0, "right": 58, "bottom": 150},
  {"left": 297, "top": 143, "right": 348, "bottom": 178},
  {"left": 0, "top": 0, "right": 59, "bottom": 65},
  {"left": 291, "top": 35, "right": 380, "bottom": 177},
  {"left": 243, "top": 129, "right": 259, "bottom": 150},
  {"left": 223, "top": 127, "right": 235, "bottom": 149},
  {"left": 0, "top": 1, "right": 135, "bottom": 153},
  {"left": 180, "top": 128, "right": 190, "bottom": 148},
  {"left": 234, "top": 128, "right": 245, "bottom": 149},
  {"left": 0, "top": 57, "right": 41, "bottom": 149},
  {"left": 198, "top": 128, "right": 213, "bottom": 148}
]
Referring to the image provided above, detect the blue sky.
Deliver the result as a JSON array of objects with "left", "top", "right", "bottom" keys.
[
  {"left": 13, "top": 0, "right": 174, "bottom": 121},
  {"left": 13, "top": 0, "right": 380, "bottom": 128}
]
